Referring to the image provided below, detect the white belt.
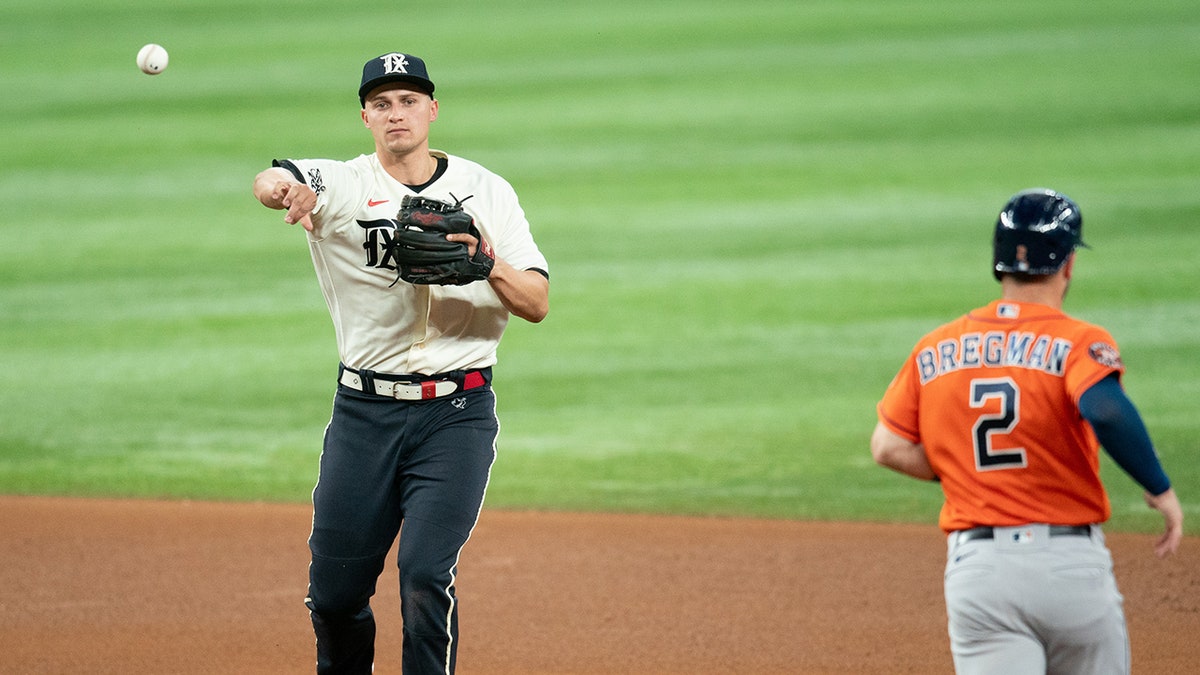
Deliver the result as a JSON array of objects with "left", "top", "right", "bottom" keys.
[{"left": 338, "top": 367, "right": 487, "bottom": 401}]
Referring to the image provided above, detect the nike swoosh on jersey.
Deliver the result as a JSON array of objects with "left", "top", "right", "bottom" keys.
[{"left": 368, "top": 199, "right": 390, "bottom": 207}]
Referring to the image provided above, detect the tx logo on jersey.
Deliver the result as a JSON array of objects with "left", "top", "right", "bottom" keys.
[
  {"left": 358, "top": 218, "right": 404, "bottom": 271},
  {"left": 381, "top": 53, "right": 410, "bottom": 75}
]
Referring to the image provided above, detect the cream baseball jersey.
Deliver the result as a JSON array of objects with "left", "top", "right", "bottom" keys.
[{"left": 275, "top": 150, "right": 548, "bottom": 375}]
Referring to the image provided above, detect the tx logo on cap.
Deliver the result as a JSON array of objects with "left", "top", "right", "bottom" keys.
[
  {"left": 359, "top": 52, "right": 434, "bottom": 104},
  {"left": 382, "top": 53, "right": 410, "bottom": 75}
]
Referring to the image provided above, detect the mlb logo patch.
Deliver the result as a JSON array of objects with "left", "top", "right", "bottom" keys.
[
  {"left": 1011, "top": 528, "right": 1035, "bottom": 544},
  {"left": 997, "top": 303, "right": 1020, "bottom": 318}
]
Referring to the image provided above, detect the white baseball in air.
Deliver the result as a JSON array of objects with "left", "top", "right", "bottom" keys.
[{"left": 137, "top": 43, "right": 169, "bottom": 75}]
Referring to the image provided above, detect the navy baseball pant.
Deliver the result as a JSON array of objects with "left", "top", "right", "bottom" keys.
[{"left": 305, "top": 380, "right": 498, "bottom": 674}]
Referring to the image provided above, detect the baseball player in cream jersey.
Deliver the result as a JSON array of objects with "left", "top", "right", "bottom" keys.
[{"left": 252, "top": 52, "right": 549, "bottom": 674}]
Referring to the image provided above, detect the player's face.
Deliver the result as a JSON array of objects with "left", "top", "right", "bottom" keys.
[{"left": 361, "top": 85, "right": 439, "bottom": 157}]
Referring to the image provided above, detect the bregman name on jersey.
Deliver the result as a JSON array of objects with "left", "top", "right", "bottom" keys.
[{"left": 917, "top": 331, "right": 1071, "bottom": 385}]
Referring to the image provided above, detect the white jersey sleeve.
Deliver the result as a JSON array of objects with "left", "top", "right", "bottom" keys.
[{"left": 272, "top": 157, "right": 371, "bottom": 240}]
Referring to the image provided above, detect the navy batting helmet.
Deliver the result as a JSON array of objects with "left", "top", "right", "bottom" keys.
[{"left": 993, "top": 188, "right": 1088, "bottom": 280}]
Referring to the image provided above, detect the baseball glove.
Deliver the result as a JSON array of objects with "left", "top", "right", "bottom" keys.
[{"left": 386, "top": 194, "right": 495, "bottom": 286}]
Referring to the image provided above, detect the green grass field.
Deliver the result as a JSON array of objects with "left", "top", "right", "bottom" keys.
[{"left": 2, "top": 0, "right": 1197, "bottom": 532}]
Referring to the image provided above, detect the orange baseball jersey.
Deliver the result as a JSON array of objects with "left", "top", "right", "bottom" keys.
[{"left": 877, "top": 300, "right": 1125, "bottom": 533}]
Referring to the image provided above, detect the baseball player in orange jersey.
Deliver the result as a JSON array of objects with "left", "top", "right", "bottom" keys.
[{"left": 871, "top": 189, "right": 1183, "bottom": 674}]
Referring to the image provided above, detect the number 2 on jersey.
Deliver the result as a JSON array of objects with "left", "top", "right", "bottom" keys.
[{"left": 970, "top": 378, "right": 1028, "bottom": 471}]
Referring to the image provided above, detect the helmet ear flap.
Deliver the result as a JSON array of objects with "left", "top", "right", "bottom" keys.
[{"left": 992, "top": 188, "right": 1085, "bottom": 280}]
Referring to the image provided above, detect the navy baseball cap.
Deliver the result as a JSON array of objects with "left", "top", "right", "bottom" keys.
[{"left": 358, "top": 52, "right": 435, "bottom": 106}]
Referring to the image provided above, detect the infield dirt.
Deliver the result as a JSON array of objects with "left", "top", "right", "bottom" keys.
[{"left": 1, "top": 496, "right": 1195, "bottom": 673}]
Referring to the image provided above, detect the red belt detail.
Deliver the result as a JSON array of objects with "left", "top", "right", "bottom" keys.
[{"left": 463, "top": 370, "right": 486, "bottom": 390}]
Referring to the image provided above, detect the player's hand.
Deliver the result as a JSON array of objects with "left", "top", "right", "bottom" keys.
[
  {"left": 1144, "top": 488, "right": 1183, "bottom": 559},
  {"left": 445, "top": 232, "right": 480, "bottom": 258},
  {"left": 277, "top": 182, "right": 316, "bottom": 232}
]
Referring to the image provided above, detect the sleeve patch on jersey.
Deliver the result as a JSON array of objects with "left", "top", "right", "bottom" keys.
[
  {"left": 1088, "top": 342, "right": 1122, "bottom": 369},
  {"left": 307, "top": 168, "right": 326, "bottom": 196}
]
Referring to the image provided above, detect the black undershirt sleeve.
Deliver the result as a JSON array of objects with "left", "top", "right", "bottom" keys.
[{"left": 1078, "top": 374, "right": 1171, "bottom": 495}]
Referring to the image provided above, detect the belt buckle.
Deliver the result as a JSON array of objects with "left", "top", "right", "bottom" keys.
[
  {"left": 390, "top": 381, "right": 422, "bottom": 400},
  {"left": 391, "top": 379, "right": 458, "bottom": 400}
]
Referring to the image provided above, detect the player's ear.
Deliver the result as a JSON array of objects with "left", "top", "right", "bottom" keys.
[
  {"left": 362, "top": 108, "right": 370, "bottom": 127},
  {"left": 1061, "top": 254, "right": 1075, "bottom": 281},
  {"left": 429, "top": 98, "right": 439, "bottom": 122}
]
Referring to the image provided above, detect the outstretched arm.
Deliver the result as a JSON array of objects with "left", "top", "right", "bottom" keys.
[{"left": 252, "top": 167, "right": 317, "bottom": 232}]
